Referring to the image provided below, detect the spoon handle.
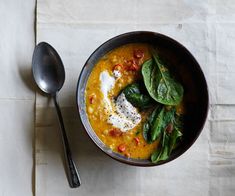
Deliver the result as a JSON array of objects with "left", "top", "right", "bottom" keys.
[{"left": 53, "top": 94, "right": 81, "bottom": 188}]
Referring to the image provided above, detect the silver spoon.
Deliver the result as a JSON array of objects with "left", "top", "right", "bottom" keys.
[{"left": 32, "top": 42, "right": 81, "bottom": 188}]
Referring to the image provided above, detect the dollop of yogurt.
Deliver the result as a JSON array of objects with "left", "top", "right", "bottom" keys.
[
  {"left": 99, "top": 71, "right": 141, "bottom": 132},
  {"left": 108, "top": 93, "right": 141, "bottom": 132},
  {"left": 99, "top": 71, "right": 115, "bottom": 110}
]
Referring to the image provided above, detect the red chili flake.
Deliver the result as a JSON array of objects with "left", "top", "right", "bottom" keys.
[
  {"left": 130, "top": 63, "right": 140, "bottom": 71},
  {"left": 134, "top": 137, "right": 140, "bottom": 145},
  {"left": 134, "top": 49, "right": 144, "bottom": 59},
  {"left": 166, "top": 123, "right": 174, "bottom": 134},
  {"left": 113, "top": 64, "right": 123, "bottom": 71},
  {"left": 125, "top": 59, "right": 140, "bottom": 71},
  {"left": 118, "top": 144, "right": 126, "bottom": 152},
  {"left": 89, "top": 94, "right": 96, "bottom": 104},
  {"left": 109, "top": 128, "right": 123, "bottom": 137},
  {"left": 126, "top": 59, "right": 136, "bottom": 66}
]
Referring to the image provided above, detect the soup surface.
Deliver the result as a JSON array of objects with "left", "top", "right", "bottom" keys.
[{"left": 85, "top": 43, "right": 184, "bottom": 160}]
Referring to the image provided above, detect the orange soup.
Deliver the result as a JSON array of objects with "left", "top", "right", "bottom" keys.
[{"left": 85, "top": 43, "right": 184, "bottom": 160}]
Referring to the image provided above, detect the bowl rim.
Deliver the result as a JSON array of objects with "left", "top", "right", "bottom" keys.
[{"left": 76, "top": 31, "right": 209, "bottom": 167}]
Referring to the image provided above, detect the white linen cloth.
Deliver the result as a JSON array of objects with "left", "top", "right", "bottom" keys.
[
  {"left": 0, "top": 1, "right": 35, "bottom": 196},
  {"left": 36, "top": 1, "right": 235, "bottom": 195}
]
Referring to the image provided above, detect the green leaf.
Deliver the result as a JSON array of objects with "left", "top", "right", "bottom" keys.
[
  {"left": 141, "top": 50, "right": 184, "bottom": 106},
  {"left": 151, "top": 148, "right": 161, "bottom": 162},
  {"left": 169, "top": 114, "right": 183, "bottom": 153},
  {"left": 135, "top": 129, "right": 141, "bottom": 136},
  {"left": 168, "top": 129, "right": 182, "bottom": 154},
  {"left": 151, "top": 107, "right": 175, "bottom": 141},
  {"left": 143, "top": 105, "right": 162, "bottom": 143},
  {"left": 143, "top": 122, "right": 151, "bottom": 143},
  {"left": 123, "top": 83, "right": 153, "bottom": 109},
  {"left": 158, "top": 132, "right": 171, "bottom": 161},
  {"left": 151, "top": 107, "right": 164, "bottom": 141},
  {"left": 151, "top": 131, "right": 170, "bottom": 163},
  {"left": 150, "top": 110, "right": 183, "bottom": 163},
  {"left": 143, "top": 106, "right": 175, "bottom": 143}
]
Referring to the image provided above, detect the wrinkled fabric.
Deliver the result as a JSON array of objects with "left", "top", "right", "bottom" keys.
[
  {"left": 0, "top": 1, "right": 35, "bottom": 196},
  {"left": 36, "top": 1, "right": 235, "bottom": 195}
]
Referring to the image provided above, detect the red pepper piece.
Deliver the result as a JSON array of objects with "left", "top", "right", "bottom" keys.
[
  {"left": 109, "top": 128, "right": 123, "bottom": 137},
  {"left": 125, "top": 59, "right": 140, "bottom": 71},
  {"left": 134, "top": 49, "right": 144, "bottom": 59},
  {"left": 89, "top": 95, "right": 95, "bottom": 104},
  {"left": 118, "top": 144, "right": 126, "bottom": 152},
  {"left": 134, "top": 137, "right": 140, "bottom": 145},
  {"left": 113, "top": 64, "right": 123, "bottom": 71}
]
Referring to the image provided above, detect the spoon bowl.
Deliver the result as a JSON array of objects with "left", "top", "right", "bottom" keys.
[{"left": 32, "top": 42, "right": 65, "bottom": 94}]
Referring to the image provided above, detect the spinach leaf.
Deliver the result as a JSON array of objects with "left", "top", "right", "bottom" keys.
[
  {"left": 143, "top": 106, "right": 176, "bottom": 143},
  {"left": 135, "top": 129, "right": 141, "bottom": 136},
  {"left": 123, "top": 83, "right": 153, "bottom": 109},
  {"left": 141, "top": 51, "right": 184, "bottom": 106},
  {"left": 143, "top": 122, "right": 151, "bottom": 143},
  {"left": 151, "top": 112, "right": 183, "bottom": 163},
  {"left": 151, "top": 107, "right": 175, "bottom": 141},
  {"left": 151, "top": 127, "right": 182, "bottom": 163},
  {"left": 168, "top": 128, "right": 182, "bottom": 155},
  {"left": 151, "top": 131, "right": 171, "bottom": 163},
  {"left": 143, "top": 105, "right": 162, "bottom": 143},
  {"left": 169, "top": 114, "right": 183, "bottom": 153}
]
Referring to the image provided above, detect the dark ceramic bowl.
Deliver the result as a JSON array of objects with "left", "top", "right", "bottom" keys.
[{"left": 76, "top": 31, "right": 209, "bottom": 166}]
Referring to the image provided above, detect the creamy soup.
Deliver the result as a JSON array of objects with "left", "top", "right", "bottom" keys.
[{"left": 85, "top": 43, "right": 184, "bottom": 160}]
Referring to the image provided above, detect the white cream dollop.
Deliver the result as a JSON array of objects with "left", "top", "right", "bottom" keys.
[
  {"left": 99, "top": 71, "right": 115, "bottom": 110},
  {"left": 99, "top": 71, "right": 141, "bottom": 132},
  {"left": 108, "top": 93, "right": 141, "bottom": 132}
]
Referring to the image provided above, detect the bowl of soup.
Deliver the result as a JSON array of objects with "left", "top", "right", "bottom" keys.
[{"left": 76, "top": 31, "right": 209, "bottom": 166}]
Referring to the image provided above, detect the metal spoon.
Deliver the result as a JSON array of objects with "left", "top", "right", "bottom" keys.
[{"left": 32, "top": 42, "right": 81, "bottom": 188}]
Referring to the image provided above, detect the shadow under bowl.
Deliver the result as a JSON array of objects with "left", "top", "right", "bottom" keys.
[{"left": 76, "top": 31, "right": 209, "bottom": 166}]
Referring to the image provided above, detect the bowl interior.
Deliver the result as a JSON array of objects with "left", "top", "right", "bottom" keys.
[{"left": 77, "top": 31, "right": 209, "bottom": 166}]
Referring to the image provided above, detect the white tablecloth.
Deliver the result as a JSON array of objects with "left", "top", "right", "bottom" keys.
[
  {"left": 35, "top": 1, "right": 235, "bottom": 196},
  {"left": 1, "top": 0, "right": 235, "bottom": 196},
  {"left": 0, "top": 1, "right": 35, "bottom": 196}
]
